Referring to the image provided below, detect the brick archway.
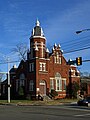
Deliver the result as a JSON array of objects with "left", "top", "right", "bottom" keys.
[{"left": 39, "top": 80, "right": 46, "bottom": 96}]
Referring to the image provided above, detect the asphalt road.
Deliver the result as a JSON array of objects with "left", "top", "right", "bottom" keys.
[{"left": 0, "top": 105, "right": 90, "bottom": 120}]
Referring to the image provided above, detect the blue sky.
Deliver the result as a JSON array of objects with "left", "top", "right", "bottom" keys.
[{"left": 0, "top": 0, "right": 90, "bottom": 74}]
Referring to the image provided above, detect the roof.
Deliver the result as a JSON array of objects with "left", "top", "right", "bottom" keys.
[{"left": 31, "top": 19, "right": 45, "bottom": 38}]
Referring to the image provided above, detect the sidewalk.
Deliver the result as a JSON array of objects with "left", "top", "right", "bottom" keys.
[{"left": 0, "top": 99, "right": 77, "bottom": 106}]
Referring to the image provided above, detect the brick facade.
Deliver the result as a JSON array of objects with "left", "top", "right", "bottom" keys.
[{"left": 1, "top": 20, "right": 80, "bottom": 100}]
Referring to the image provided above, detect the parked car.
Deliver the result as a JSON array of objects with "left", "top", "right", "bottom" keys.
[
  {"left": 86, "top": 96, "right": 90, "bottom": 103},
  {"left": 77, "top": 96, "right": 90, "bottom": 107},
  {"left": 77, "top": 99, "right": 88, "bottom": 106}
]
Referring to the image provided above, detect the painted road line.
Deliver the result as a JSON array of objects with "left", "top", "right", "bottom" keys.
[{"left": 74, "top": 113, "right": 90, "bottom": 117}]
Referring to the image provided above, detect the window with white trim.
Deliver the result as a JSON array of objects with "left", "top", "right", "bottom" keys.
[
  {"left": 54, "top": 56, "right": 56, "bottom": 63},
  {"left": 43, "top": 63, "right": 46, "bottom": 71},
  {"left": 40, "top": 63, "right": 43, "bottom": 71},
  {"left": 56, "top": 79, "right": 62, "bottom": 91},
  {"left": 50, "top": 79, "right": 54, "bottom": 90},
  {"left": 29, "top": 80, "right": 34, "bottom": 91},
  {"left": 59, "top": 57, "right": 61, "bottom": 64},
  {"left": 57, "top": 55, "right": 59, "bottom": 63},
  {"left": 39, "top": 62, "right": 46, "bottom": 71},
  {"left": 54, "top": 55, "right": 62, "bottom": 64}
]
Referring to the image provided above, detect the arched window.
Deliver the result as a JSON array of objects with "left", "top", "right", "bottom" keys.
[{"left": 55, "top": 73, "right": 62, "bottom": 91}]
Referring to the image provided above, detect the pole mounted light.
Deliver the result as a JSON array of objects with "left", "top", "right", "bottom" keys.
[{"left": 76, "top": 29, "right": 90, "bottom": 34}]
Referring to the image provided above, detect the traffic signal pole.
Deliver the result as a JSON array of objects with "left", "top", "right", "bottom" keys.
[{"left": 82, "top": 60, "right": 90, "bottom": 62}]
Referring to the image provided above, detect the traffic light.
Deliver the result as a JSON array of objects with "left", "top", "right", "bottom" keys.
[{"left": 76, "top": 57, "right": 82, "bottom": 66}]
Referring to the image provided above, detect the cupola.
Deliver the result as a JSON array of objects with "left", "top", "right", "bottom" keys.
[{"left": 31, "top": 19, "right": 45, "bottom": 38}]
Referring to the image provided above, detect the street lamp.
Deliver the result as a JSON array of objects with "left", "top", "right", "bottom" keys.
[{"left": 76, "top": 29, "right": 90, "bottom": 34}]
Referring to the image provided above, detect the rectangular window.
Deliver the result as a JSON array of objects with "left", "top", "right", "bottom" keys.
[
  {"left": 20, "top": 79, "right": 24, "bottom": 86},
  {"left": 29, "top": 63, "right": 31, "bottom": 72},
  {"left": 60, "top": 80, "right": 62, "bottom": 90},
  {"left": 32, "top": 63, "right": 34, "bottom": 71},
  {"left": 39, "top": 62, "right": 46, "bottom": 71},
  {"left": 57, "top": 56, "right": 59, "bottom": 63},
  {"left": 54, "top": 56, "right": 56, "bottom": 63},
  {"left": 29, "top": 80, "right": 34, "bottom": 91},
  {"left": 56, "top": 79, "right": 62, "bottom": 91},
  {"left": 54, "top": 56, "right": 61, "bottom": 64},
  {"left": 40, "top": 63, "right": 43, "bottom": 71},
  {"left": 29, "top": 63, "right": 34, "bottom": 72},
  {"left": 57, "top": 79, "right": 59, "bottom": 90},
  {"left": 43, "top": 63, "right": 46, "bottom": 71},
  {"left": 50, "top": 79, "right": 54, "bottom": 90},
  {"left": 63, "top": 80, "right": 66, "bottom": 90},
  {"left": 59, "top": 57, "right": 61, "bottom": 64},
  {"left": 16, "top": 80, "right": 18, "bottom": 92}
]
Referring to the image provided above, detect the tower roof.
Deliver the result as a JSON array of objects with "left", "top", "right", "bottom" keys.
[{"left": 31, "top": 20, "right": 45, "bottom": 38}]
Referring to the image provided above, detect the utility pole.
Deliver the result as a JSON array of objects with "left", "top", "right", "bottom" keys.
[{"left": 7, "top": 58, "right": 10, "bottom": 103}]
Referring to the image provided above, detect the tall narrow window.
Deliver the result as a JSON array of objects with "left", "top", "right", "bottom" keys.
[
  {"left": 55, "top": 73, "right": 62, "bottom": 91},
  {"left": 57, "top": 55, "right": 59, "bottom": 63},
  {"left": 63, "top": 80, "right": 66, "bottom": 90},
  {"left": 57, "top": 79, "right": 60, "bottom": 90},
  {"left": 16, "top": 80, "right": 18, "bottom": 92},
  {"left": 50, "top": 79, "right": 54, "bottom": 90},
  {"left": 19, "top": 73, "right": 25, "bottom": 87},
  {"left": 54, "top": 55, "right": 62, "bottom": 64},
  {"left": 32, "top": 63, "right": 34, "bottom": 71},
  {"left": 43, "top": 63, "right": 46, "bottom": 71},
  {"left": 56, "top": 79, "right": 62, "bottom": 91},
  {"left": 29, "top": 63, "right": 34, "bottom": 72},
  {"left": 40, "top": 63, "right": 43, "bottom": 71},
  {"left": 29, "top": 80, "right": 34, "bottom": 91},
  {"left": 54, "top": 56, "right": 56, "bottom": 63},
  {"left": 59, "top": 57, "right": 61, "bottom": 64}
]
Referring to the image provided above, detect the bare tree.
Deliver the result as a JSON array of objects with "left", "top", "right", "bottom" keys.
[{"left": 13, "top": 43, "right": 28, "bottom": 61}]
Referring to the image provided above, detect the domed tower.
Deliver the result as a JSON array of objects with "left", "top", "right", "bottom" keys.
[{"left": 29, "top": 20, "right": 46, "bottom": 59}]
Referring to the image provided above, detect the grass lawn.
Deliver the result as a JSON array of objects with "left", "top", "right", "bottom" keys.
[{"left": 0, "top": 99, "right": 78, "bottom": 105}]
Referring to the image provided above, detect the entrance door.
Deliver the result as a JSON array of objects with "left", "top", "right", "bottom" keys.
[{"left": 39, "top": 80, "right": 46, "bottom": 96}]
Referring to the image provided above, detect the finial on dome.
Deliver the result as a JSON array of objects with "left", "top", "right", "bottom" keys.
[
  {"left": 58, "top": 44, "right": 61, "bottom": 48},
  {"left": 54, "top": 43, "right": 57, "bottom": 47},
  {"left": 46, "top": 48, "right": 49, "bottom": 53},
  {"left": 53, "top": 47, "right": 55, "bottom": 51},
  {"left": 36, "top": 19, "right": 40, "bottom": 26},
  {"left": 60, "top": 49, "right": 63, "bottom": 53},
  {"left": 13, "top": 64, "right": 17, "bottom": 68}
]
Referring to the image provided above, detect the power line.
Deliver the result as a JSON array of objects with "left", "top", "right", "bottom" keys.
[
  {"left": 62, "top": 39, "right": 90, "bottom": 50},
  {"left": 62, "top": 37, "right": 90, "bottom": 50},
  {"left": 0, "top": 60, "right": 20, "bottom": 64},
  {"left": 47, "top": 35, "right": 90, "bottom": 53},
  {"left": 63, "top": 46, "right": 90, "bottom": 54},
  {"left": 61, "top": 35, "right": 90, "bottom": 46}
]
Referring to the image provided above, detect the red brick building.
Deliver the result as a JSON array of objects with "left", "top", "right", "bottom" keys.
[{"left": 1, "top": 20, "right": 80, "bottom": 100}]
